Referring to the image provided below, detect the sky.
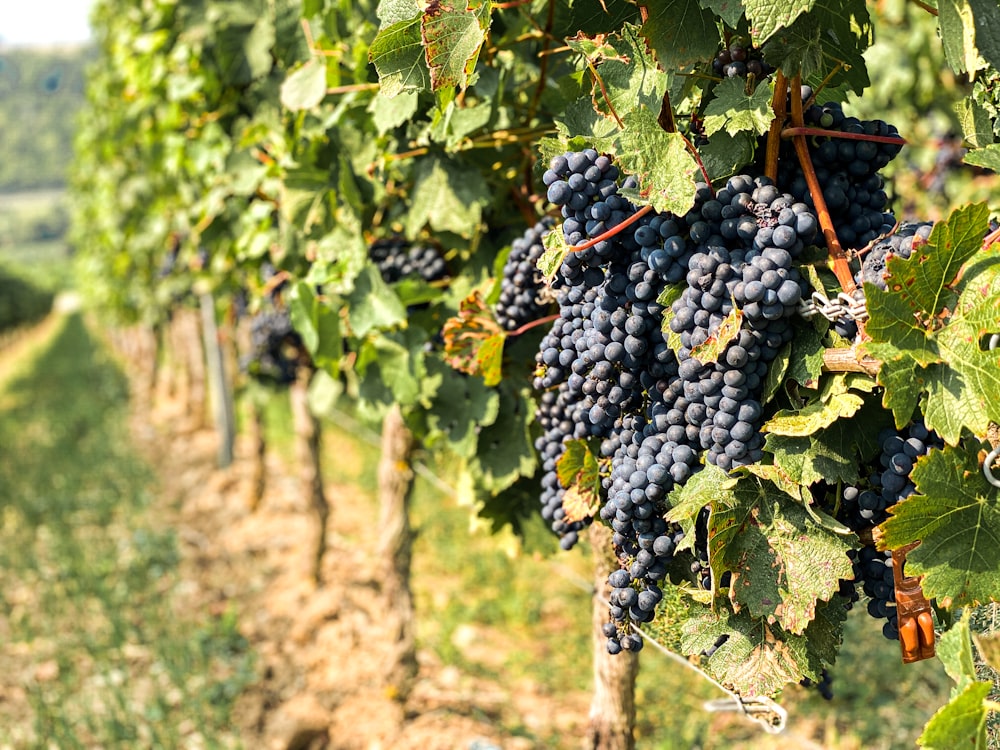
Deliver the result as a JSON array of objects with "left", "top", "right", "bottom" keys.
[{"left": 0, "top": 1, "right": 95, "bottom": 47}]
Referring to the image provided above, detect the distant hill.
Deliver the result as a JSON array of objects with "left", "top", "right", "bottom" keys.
[{"left": 0, "top": 45, "right": 93, "bottom": 193}]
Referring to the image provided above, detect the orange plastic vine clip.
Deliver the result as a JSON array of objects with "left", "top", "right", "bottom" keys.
[{"left": 892, "top": 542, "right": 935, "bottom": 663}]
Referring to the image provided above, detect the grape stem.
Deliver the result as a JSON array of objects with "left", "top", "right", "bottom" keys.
[
  {"left": 764, "top": 71, "right": 788, "bottom": 183},
  {"left": 983, "top": 225, "right": 1000, "bottom": 249},
  {"left": 787, "top": 74, "right": 858, "bottom": 296},
  {"left": 507, "top": 313, "right": 559, "bottom": 338},
  {"left": 781, "top": 127, "right": 907, "bottom": 146},
  {"left": 566, "top": 204, "right": 654, "bottom": 253}
]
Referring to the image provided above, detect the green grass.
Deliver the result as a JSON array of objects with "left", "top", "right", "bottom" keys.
[{"left": 0, "top": 313, "right": 255, "bottom": 748}]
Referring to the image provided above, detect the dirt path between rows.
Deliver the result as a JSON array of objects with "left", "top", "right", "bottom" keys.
[{"left": 128, "top": 359, "right": 591, "bottom": 749}]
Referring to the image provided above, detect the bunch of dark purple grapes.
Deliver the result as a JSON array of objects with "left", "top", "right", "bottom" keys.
[
  {"left": 771, "top": 95, "right": 902, "bottom": 250},
  {"left": 712, "top": 42, "right": 773, "bottom": 80},
  {"left": 369, "top": 237, "right": 447, "bottom": 284},
  {"left": 533, "top": 150, "right": 822, "bottom": 653},
  {"left": 494, "top": 218, "right": 556, "bottom": 331}
]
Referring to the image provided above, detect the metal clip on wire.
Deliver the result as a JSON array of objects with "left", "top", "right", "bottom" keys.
[
  {"left": 703, "top": 695, "right": 788, "bottom": 734},
  {"left": 985, "top": 445, "right": 1000, "bottom": 490}
]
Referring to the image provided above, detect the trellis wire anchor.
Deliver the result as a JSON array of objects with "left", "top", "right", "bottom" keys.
[{"left": 703, "top": 695, "right": 787, "bottom": 734}]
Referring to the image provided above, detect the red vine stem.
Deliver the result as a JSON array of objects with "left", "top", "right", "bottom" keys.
[
  {"left": 983, "top": 226, "right": 1000, "bottom": 249},
  {"left": 909, "top": 0, "right": 939, "bottom": 15},
  {"left": 781, "top": 127, "right": 908, "bottom": 146},
  {"left": 788, "top": 74, "right": 857, "bottom": 294},
  {"left": 764, "top": 71, "right": 788, "bottom": 183},
  {"left": 508, "top": 313, "right": 559, "bottom": 337},
  {"left": 567, "top": 204, "right": 654, "bottom": 253}
]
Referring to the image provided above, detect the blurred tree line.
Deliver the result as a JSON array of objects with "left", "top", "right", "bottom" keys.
[{"left": 0, "top": 46, "right": 92, "bottom": 193}]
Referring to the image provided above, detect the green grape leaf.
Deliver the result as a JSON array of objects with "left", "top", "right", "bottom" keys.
[
  {"left": 881, "top": 446, "right": 1000, "bottom": 608},
  {"left": 920, "top": 614, "right": 993, "bottom": 750},
  {"left": 666, "top": 462, "right": 733, "bottom": 554},
  {"left": 783, "top": 322, "right": 825, "bottom": 390},
  {"left": 918, "top": 681, "right": 990, "bottom": 750},
  {"left": 245, "top": 16, "right": 276, "bottom": 80},
  {"left": 968, "top": 0, "right": 1000, "bottom": 70},
  {"left": 539, "top": 230, "right": 570, "bottom": 282},
  {"left": 377, "top": 0, "right": 421, "bottom": 25},
  {"left": 866, "top": 203, "right": 989, "bottom": 366},
  {"left": 280, "top": 58, "right": 327, "bottom": 110},
  {"left": 640, "top": 0, "right": 719, "bottom": 71},
  {"left": 744, "top": 0, "right": 815, "bottom": 43},
  {"left": 761, "top": 387, "right": 865, "bottom": 437},
  {"left": 974, "top": 631, "right": 1000, "bottom": 671},
  {"left": 956, "top": 98, "right": 996, "bottom": 149},
  {"left": 681, "top": 596, "right": 847, "bottom": 696},
  {"left": 764, "top": 432, "right": 856, "bottom": 487},
  {"left": 699, "top": 131, "right": 758, "bottom": 183},
  {"left": 699, "top": 0, "right": 745, "bottom": 28},
  {"left": 405, "top": 155, "right": 489, "bottom": 239},
  {"left": 711, "top": 476, "right": 855, "bottom": 634},
  {"left": 346, "top": 265, "right": 407, "bottom": 338},
  {"left": 761, "top": 0, "right": 872, "bottom": 94},
  {"left": 426, "top": 359, "right": 500, "bottom": 459},
  {"left": 576, "top": 24, "right": 669, "bottom": 123},
  {"left": 937, "top": 614, "right": 979, "bottom": 688},
  {"left": 938, "top": 0, "right": 988, "bottom": 76},
  {"left": 355, "top": 328, "right": 436, "bottom": 408},
  {"left": 421, "top": 0, "right": 491, "bottom": 92},
  {"left": 614, "top": 108, "right": 700, "bottom": 216},
  {"left": 370, "top": 90, "right": 420, "bottom": 134},
  {"left": 964, "top": 143, "right": 1000, "bottom": 172},
  {"left": 690, "top": 305, "right": 743, "bottom": 365},
  {"left": 865, "top": 206, "right": 1000, "bottom": 444},
  {"left": 288, "top": 281, "right": 342, "bottom": 373},
  {"left": 369, "top": 15, "right": 431, "bottom": 97},
  {"left": 555, "top": 439, "right": 602, "bottom": 523},
  {"left": 702, "top": 77, "right": 775, "bottom": 138},
  {"left": 471, "top": 383, "right": 537, "bottom": 492}
]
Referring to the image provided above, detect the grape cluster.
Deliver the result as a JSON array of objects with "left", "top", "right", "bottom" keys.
[
  {"left": 532, "top": 152, "right": 823, "bottom": 652},
  {"left": 833, "top": 421, "right": 942, "bottom": 639},
  {"left": 772, "top": 96, "right": 902, "bottom": 250},
  {"left": 852, "top": 546, "right": 900, "bottom": 640},
  {"left": 712, "top": 42, "right": 773, "bottom": 80},
  {"left": 858, "top": 222, "right": 934, "bottom": 290},
  {"left": 839, "top": 421, "right": 942, "bottom": 529},
  {"left": 245, "top": 307, "right": 305, "bottom": 386},
  {"left": 494, "top": 218, "right": 556, "bottom": 331},
  {"left": 800, "top": 668, "right": 834, "bottom": 700},
  {"left": 369, "top": 237, "right": 448, "bottom": 283}
]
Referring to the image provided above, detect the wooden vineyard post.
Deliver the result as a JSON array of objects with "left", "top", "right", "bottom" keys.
[
  {"left": 247, "top": 399, "right": 267, "bottom": 512},
  {"left": 183, "top": 307, "right": 208, "bottom": 427},
  {"left": 200, "top": 293, "right": 236, "bottom": 468},
  {"left": 288, "top": 366, "right": 329, "bottom": 584},
  {"left": 588, "top": 523, "right": 638, "bottom": 750},
  {"left": 376, "top": 403, "right": 419, "bottom": 701}
]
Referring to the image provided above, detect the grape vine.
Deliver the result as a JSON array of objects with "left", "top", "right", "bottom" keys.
[{"left": 70, "top": 0, "right": 1000, "bottom": 746}]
